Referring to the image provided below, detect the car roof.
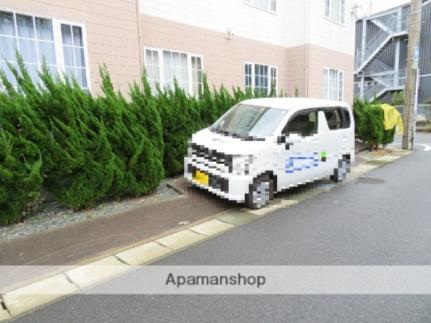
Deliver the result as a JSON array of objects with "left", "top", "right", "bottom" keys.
[{"left": 241, "top": 98, "right": 350, "bottom": 112}]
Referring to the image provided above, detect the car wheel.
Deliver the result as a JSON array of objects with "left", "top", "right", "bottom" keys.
[
  {"left": 246, "top": 175, "right": 273, "bottom": 209},
  {"left": 333, "top": 157, "right": 349, "bottom": 182}
]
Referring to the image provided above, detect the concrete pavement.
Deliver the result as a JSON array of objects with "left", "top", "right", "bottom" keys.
[
  {"left": 7, "top": 134, "right": 431, "bottom": 322},
  {"left": 0, "top": 177, "right": 233, "bottom": 266}
]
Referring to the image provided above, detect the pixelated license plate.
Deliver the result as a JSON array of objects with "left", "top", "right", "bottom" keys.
[{"left": 193, "top": 170, "right": 209, "bottom": 186}]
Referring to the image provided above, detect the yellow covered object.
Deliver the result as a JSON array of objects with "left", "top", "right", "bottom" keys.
[{"left": 380, "top": 104, "right": 404, "bottom": 134}]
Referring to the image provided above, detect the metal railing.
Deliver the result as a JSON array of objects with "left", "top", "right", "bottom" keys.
[
  {"left": 373, "top": 69, "right": 407, "bottom": 89},
  {"left": 356, "top": 27, "right": 390, "bottom": 69},
  {"left": 373, "top": 11, "right": 409, "bottom": 34},
  {"left": 364, "top": 59, "right": 393, "bottom": 75},
  {"left": 356, "top": 12, "right": 409, "bottom": 70},
  {"left": 354, "top": 81, "right": 386, "bottom": 100},
  {"left": 354, "top": 71, "right": 406, "bottom": 101},
  {"left": 394, "top": 105, "right": 431, "bottom": 123}
]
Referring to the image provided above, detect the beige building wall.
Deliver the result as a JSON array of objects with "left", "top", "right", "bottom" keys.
[
  {"left": 140, "top": 15, "right": 354, "bottom": 104},
  {"left": 140, "top": 15, "right": 290, "bottom": 95},
  {"left": 1, "top": 0, "right": 142, "bottom": 94},
  {"left": 306, "top": 44, "right": 354, "bottom": 105},
  {"left": 286, "top": 45, "right": 307, "bottom": 97},
  {"left": 3, "top": 1, "right": 354, "bottom": 104}
]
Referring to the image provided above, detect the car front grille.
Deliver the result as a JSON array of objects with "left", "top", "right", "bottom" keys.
[{"left": 190, "top": 143, "right": 233, "bottom": 173}]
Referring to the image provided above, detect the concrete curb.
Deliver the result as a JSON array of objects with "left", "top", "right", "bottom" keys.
[
  {"left": 0, "top": 148, "right": 411, "bottom": 321},
  {"left": 0, "top": 298, "right": 10, "bottom": 321},
  {"left": 3, "top": 274, "right": 78, "bottom": 317}
]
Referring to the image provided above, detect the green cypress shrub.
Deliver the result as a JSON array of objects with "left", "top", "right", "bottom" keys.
[
  {"left": 0, "top": 74, "right": 43, "bottom": 225},
  {"left": 157, "top": 80, "right": 202, "bottom": 176},
  {"left": 382, "top": 128, "right": 396, "bottom": 146},
  {"left": 5, "top": 59, "right": 119, "bottom": 209},
  {"left": 97, "top": 67, "right": 163, "bottom": 196},
  {"left": 129, "top": 74, "right": 164, "bottom": 160},
  {"left": 0, "top": 131, "right": 43, "bottom": 225},
  {"left": 354, "top": 98, "right": 385, "bottom": 150}
]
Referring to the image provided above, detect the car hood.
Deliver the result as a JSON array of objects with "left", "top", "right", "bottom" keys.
[{"left": 191, "top": 128, "right": 269, "bottom": 156}]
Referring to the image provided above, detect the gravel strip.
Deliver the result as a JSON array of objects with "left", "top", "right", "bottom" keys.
[{"left": 0, "top": 180, "right": 180, "bottom": 242}]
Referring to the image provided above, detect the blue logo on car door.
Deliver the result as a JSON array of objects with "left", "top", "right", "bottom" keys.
[{"left": 285, "top": 153, "right": 320, "bottom": 174}]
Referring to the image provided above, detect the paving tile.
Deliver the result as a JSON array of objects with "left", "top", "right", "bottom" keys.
[
  {"left": 217, "top": 210, "right": 262, "bottom": 225},
  {"left": 115, "top": 242, "right": 172, "bottom": 265},
  {"left": 190, "top": 219, "right": 235, "bottom": 236},
  {"left": 3, "top": 274, "right": 78, "bottom": 317},
  {"left": 0, "top": 307, "right": 10, "bottom": 322},
  {"left": 156, "top": 230, "right": 206, "bottom": 250},
  {"left": 351, "top": 164, "right": 378, "bottom": 176},
  {"left": 377, "top": 155, "right": 401, "bottom": 162},
  {"left": 65, "top": 256, "right": 130, "bottom": 289}
]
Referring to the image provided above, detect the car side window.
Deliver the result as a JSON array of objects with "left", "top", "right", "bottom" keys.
[
  {"left": 324, "top": 109, "right": 342, "bottom": 130},
  {"left": 324, "top": 108, "right": 351, "bottom": 130},
  {"left": 283, "top": 110, "right": 318, "bottom": 137},
  {"left": 341, "top": 108, "right": 351, "bottom": 128}
]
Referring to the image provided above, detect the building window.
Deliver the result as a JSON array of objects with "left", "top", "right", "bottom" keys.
[
  {"left": 162, "top": 50, "right": 189, "bottom": 90},
  {"left": 323, "top": 68, "right": 344, "bottom": 101},
  {"left": 244, "top": 0, "right": 276, "bottom": 13},
  {"left": 191, "top": 56, "right": 203, "bottom": 95},
  {"left": 61, "top": 24, "right": 88, "bottom": 89},
  {"left": 325, "top": 0, "right": 345, "bottom": 24},
  {"left": 145, "top": 49, "right": 160, "bottom": 88},
  {"left": 144, "top": 48, "right": 203, "bottom": 95},
  {"left": 0, "top": 10, "right": 89, "bottom": 89},
  {"left": 270, "top": 66, "right": 277, "bottom": 94},
  {"left": 244, "top": 62, "right": 278, "bottom": 95}
]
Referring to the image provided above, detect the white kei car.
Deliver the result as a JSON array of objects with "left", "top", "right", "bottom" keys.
[{"left": 184, "top": 98, "right": 355, "bottom": 209}]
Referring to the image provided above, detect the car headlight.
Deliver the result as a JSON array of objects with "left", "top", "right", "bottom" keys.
[
  {"left": 231, "top": 155, "right": 253, "bottom": 175},
  {"left": 187, "top": 141, "right": 194, "bottom": 157}
]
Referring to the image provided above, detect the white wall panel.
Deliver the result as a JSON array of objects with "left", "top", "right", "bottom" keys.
[
  {"left": 308, "top": 0, "right": 356, "bottom": 55},
  {"left": 139, "top": 0, "right": 307, "bottom": 47},
  {"left": 139, "top": 0, "right": 356, "bottom": 54}
]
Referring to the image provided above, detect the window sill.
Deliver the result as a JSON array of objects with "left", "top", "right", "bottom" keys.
[
  {"left": 243, "top": 3, "right": 277, "bottom": 16},
  {"left": 324, "top": 16, "right": 346, "bottom": 27}
]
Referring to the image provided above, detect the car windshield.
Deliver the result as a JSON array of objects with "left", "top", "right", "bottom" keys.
[{"left": 210, "top": 104, "right": 287, "bottom": 140}]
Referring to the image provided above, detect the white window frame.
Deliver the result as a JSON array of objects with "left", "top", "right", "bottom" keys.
[
  {"left": 324, "top": 0, "right": 346, "bottom": 25},
  {"left": 243, "top": 0, "right": 277, "bottom": 14},
  {"left": 270, "top": 66, "right": 278, "bottom": 94},
  {"left": 55, "top": 19, "right": 91, "bottom": 90},
  {"left": 0, "top": 8, "right": 91, "bottom": 90},
  {"left": 244, "top": 62, "right": 278, "bottom": 95},
  {"left": 323, "top": 67, "right": 344, "bottom": 101},
  {"left": 144, "top": 47, "right": 203, "bottom": 96}
]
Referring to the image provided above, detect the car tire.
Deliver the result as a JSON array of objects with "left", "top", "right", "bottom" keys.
[
  {"left": 246, "top": 175, "right": 273, "bottom": 209},
  {"left": 332, "top": 157, "right": 350, "bottom": 182}
]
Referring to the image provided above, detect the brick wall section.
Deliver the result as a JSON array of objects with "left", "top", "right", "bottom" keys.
[
  {"left": 140, "top": 15, "right": 354, "bottom": 104},
  {"left": 286, "top": 45, "right": 307, "bottom": 97},
  {"left": 2, "top": 2, "right": 354, "bottom": 103},
  {"left": 140, "top": 15, "right": 290, "bottom": 95},
  {"left": 1, "top": 0, "right": 142, "bottom": 94},
  {"left": 307, "top": 44, "right": 354, "bottom": 106}
]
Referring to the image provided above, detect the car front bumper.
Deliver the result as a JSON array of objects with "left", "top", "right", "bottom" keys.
[{"left": 184, "top": 157, "right": 252, "bottom": 203}]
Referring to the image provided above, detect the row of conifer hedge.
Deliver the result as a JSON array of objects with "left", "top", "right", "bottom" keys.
[
  {"left": 0, "top": 57, "right": 265, "bottom": 225},
  {"left": 353, "top": 98, "right": 396, "bottom": 150}
]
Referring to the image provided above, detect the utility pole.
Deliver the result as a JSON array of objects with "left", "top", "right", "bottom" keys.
[{"left": 402, "top": 0, "right": 422, "bottom": 150}]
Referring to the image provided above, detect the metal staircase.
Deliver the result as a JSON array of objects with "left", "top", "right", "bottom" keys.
[
  {"left": 355, "top": 8, "right": 409, "bottom": 101},
  {"left": 355, "top": 13, "right": 408, "bottom": 73}
]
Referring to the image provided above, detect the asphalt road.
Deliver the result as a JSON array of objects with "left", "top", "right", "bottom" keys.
[{"left": 12, "top": 133, "right": 431, "bottom": 323}]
